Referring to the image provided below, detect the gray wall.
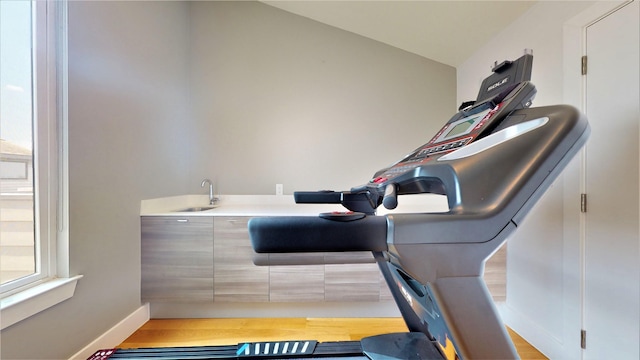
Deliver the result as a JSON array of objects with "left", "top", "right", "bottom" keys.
[
  {"left": 1, "top": 2, "right": 192, "bottom": 359},
  {"left": 0, "top": 2, "right": 455, "bottom": 359},
  {"left": 188, "top": 1, "right": 456, "bottom": 195}
]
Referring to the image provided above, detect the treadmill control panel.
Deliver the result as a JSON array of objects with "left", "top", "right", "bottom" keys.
[
  {"left": 368, "top": 80, "right": 533, "bottom": 191},
  {"left": 294, "top": 53, "right": 537, "bottom": 213},
  {"left": 369, "top": 107, "right": 494, "bottom": 184}
]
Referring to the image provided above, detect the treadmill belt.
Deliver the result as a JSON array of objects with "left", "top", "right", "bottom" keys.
[{"left": 89, "top": 341, "right": 367, "bottom": 359}]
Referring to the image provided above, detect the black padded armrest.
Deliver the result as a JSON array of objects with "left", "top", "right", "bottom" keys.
[{"left": 249, "top": 216, "right": 388, "bottom": 253}]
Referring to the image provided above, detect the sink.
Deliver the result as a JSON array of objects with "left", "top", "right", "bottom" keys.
[{"left": 175, "top": 206, "right": 217, "bottom": 212}]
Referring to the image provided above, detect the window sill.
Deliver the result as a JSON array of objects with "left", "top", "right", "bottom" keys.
[{"left": 0, "top": 275, "right": 83, "bottom": 330}]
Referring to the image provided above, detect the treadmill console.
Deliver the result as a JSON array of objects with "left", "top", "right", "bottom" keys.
[
  {"left": 370, "top": 80, "right": 535, "bottom": 187},
  {"left": 367, "top": 54, "right": 535, "bottom": 203},
  {"left": 295, "top": 53, "right": 536, "bottom": 213}
]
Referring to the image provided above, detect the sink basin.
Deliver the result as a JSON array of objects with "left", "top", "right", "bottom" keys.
[{"left": 175, "top": 206, "right": 217, "bottom": 212}]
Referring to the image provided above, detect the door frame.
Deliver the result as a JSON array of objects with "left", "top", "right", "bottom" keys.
[
  {"left": 561, "top": 1, "right": 633, "bottom": 359},
  {"left": 504, "top": 2, "right": 632, "bottom": 359}
]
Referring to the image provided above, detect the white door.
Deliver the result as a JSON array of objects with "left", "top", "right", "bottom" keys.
[{"left": 584, "top": 1, "right": 639, "bottom": 358}]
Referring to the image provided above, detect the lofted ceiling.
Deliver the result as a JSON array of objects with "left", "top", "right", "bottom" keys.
[{"left": 262, "top": 1, "right": 537, "bottom": 67}]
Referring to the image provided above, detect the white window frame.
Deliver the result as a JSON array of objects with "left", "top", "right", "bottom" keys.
[{"left": 0, "top": 0, "right": 81, "bottom": 330}]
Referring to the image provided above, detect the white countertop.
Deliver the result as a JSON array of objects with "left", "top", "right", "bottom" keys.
[{"left": 140, "top": 194, "right": 449, "bottom": 217}]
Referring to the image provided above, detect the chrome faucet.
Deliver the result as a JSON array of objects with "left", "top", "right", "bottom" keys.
[{"left": 201, "top": 178, "right": 218, "bottom": 205}]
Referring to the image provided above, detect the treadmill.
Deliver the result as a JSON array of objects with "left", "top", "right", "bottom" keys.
[
  {"left": 248, "top": 52, "right": 589, "bottom": 360},
  {"left": 99, "top": 53, "right": 590, "bottom": 359}
]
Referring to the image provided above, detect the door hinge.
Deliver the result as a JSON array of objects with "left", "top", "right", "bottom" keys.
[
  {"left": 581, "top": 55, "right": 588, "bottom": 75},
  {"left": 581, "top": 193, "right": 588, "bottom": 213},
  {"left": 581, "top": 329, "right": 587, "bottom": 349}
]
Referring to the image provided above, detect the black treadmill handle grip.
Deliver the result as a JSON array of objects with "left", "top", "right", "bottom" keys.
[
  {"left": 294, "top": 191, "right": 342, "bottom": 204},
  {"left": 382, "top": 183, "right": 398, "bottom": 210},
  {"left": 249, "top": 216, "right": 388, "bottom": 253}
]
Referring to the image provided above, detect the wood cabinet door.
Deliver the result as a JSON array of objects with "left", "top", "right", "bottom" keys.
[
  {"left": 269, "top": 264, "right": 325, "bottom": 302},
  {"left": 141, "top": 217, "right": 214, "bottom": 302},
  {"left": 324, "top": 252, "right": 381, "bottom": 302},
  {"left": 325, "top": 263, "right": 381, "bottom": 302},
  {"left": 213, "top": 217, "right": 269, "bottom": 302}
]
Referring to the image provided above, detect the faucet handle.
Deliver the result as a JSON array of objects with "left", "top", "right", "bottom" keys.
[{"left": 201, "top": 178, "right": 217, "bottom": 205}]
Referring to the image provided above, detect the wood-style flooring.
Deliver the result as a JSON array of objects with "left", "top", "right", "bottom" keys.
[{"left": 119, "top": 318, "right": 547, "bottom": 359}]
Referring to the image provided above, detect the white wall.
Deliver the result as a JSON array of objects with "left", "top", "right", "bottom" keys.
[
  {"left": 188, "top": 1, "right": 456, "bottom": 195},
  {"left": 458, "top": 3, "right": 595, "bottom": 107},
  {"left": 0, "top": 2, "right": 192, "bottom": 359},
  {"left": 456, "top": 2, "right": 596, "bottom": 359}
]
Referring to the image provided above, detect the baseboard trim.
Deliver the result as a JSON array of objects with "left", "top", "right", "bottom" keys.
[
  {"left": 69, "top": 303, "right": 150, "bottom": 360},
  {"left": 149, "top": 301, "right": 401, "bottom": 319},
  {"left": 497, "top": 302, "right": 564, "bottom": 359}
]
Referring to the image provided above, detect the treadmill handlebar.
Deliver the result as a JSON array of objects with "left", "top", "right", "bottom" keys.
[
  {"left": 249, "top": 215, "right": 388, "bottom": 254},
  {"left": 293, "top": 191, "right": 342, "bottom": 204},
  {"left": 294, "top": 190, "right": 381, "bottom": 214}
]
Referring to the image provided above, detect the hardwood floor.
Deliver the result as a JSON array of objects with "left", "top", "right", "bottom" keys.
[{"left": 119, "top": 317, "right": 547, "bottom": 359}]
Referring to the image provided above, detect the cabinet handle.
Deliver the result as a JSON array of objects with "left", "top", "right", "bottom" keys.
[
  {"left": 227, "top": 219, "right": 237, "bottom": 224},
  {"left": 176, "top": 219, "right": 189, "bottom": 223}
]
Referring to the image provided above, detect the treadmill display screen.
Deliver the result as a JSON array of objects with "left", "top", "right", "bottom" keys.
[
  {"left": 446, "top": 120, "right": 475, "bottom": 138},
  {"left": 435, "top": 109, "right": 490, "bottom": 143}
]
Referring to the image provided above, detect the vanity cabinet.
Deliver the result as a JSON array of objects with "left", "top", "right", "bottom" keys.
[
  {"left": 141, "top": 216, "right": 214, "bottom": 302},
  {"left": 213, "top": 217, "right": 269, "bottom": 302},
  {"left": 141, "top": 215, "right": 397, "bottom": 303}
]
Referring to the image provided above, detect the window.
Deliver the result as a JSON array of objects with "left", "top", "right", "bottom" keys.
[
  {"left": 0, "top": 0, "right": 77, "bottom": 329},
  {"left": 0, "top": 0, "right": 38, "bottom": 287}
]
